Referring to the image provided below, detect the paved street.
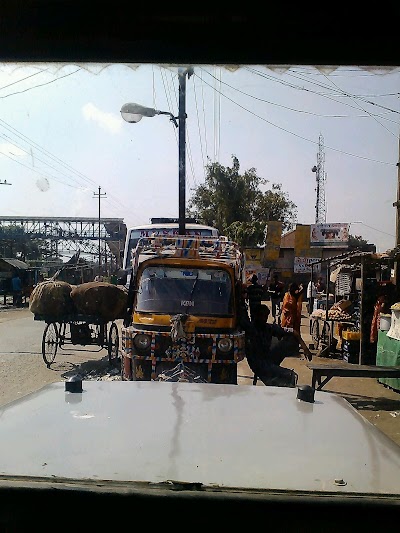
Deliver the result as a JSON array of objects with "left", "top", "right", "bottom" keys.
[
  {"left": 0, "top": 306, "right": 118, "bottom": 406},
  {"left": 1, "top": 301, "right": 400, "bottom": 446}
]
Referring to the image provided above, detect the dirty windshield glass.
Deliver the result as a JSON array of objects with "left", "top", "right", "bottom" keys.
[
  {"left": 136, "top": 266, "right": 233, "bottom": 315},
  {"left": 1, "top": 49, "right": 400, "bottom": 517}
]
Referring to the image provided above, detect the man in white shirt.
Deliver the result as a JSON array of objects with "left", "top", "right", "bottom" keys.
[{"left": 307, "top": 278, "right": 317, "bottom": 315}]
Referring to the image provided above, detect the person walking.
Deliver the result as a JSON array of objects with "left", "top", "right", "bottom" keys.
[
  {"left": 268, "top": 273, "right": 285, "bottom": 324},
  {"left": 246, "top": 274, "right": 265, "bottom": 320},
  {"left": 11, "top": 271, "right": 23, "bottom": 307},
  {"left": 281, "top": 282, "right": 305, "bottom": 334},
  {"left": 307, "top": 277, "right": 317, "bottom": 315}
]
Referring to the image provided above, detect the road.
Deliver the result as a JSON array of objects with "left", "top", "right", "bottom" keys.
[
  {"left": 0, "top": 307, "right": 119, "bottom": 407},
  {"left": 1, "top": 305, "right": 400, "bottom": 447}
]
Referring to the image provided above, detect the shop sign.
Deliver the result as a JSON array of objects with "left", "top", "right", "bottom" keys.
[
  {"left": 244, "top": 248, "right": 262, "bottom": 263},
  {"left": 245, "top": 267, "right": 271, "bottom": 285},
  {"left": 310, "top": 223, "right": 349, "bottom": 247},
  {"left": 294, "top": 224, "right": 311, "bottom": 257},
  {"left": 264, "top": 221, "right": 282, "bottom": 261},
  {"left": 294, "top": 257, "right": 321, "bottom": 273}
]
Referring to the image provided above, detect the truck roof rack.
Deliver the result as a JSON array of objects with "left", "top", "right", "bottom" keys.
[
  {"left": 150, "top": 217, "right": 200, "bottom": 224},
  {"left": 131, "top": 235, "right": 245, "bottom": 279}
]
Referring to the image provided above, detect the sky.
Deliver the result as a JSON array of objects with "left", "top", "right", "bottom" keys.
[{"left": 0, "top": 62, "right": 398, "bottom": 253}]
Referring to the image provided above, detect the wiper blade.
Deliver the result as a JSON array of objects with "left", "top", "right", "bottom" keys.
[{"left": 189, "top": 272, "right": 199, "bottom": 300}]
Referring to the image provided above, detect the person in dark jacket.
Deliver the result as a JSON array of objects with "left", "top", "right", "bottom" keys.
[
  {"left": 11, "top": 271, "right": 23, "bottom": 307},
  {"left": 242, "top": 304, "right": 312, "bottom": 388},
  {"left": 246, "top": 274, "right": 265, "bottom": 320},
  {"left": 268, "top": 273, "right": 285, "bottom": 324}
]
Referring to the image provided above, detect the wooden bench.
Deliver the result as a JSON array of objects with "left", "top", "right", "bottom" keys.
[{"left": 307, "top": 363, "right": 400, "bottom": 391}]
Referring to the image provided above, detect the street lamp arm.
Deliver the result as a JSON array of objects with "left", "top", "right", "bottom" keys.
[{"left": 156, "top": 110, "right": 178, "bottom": 128}]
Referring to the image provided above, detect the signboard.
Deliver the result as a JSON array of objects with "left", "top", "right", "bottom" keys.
[
  {"left": 245, "top": 267, "right": 271, "bottom": 285},
  {"left": 310, "top": 223, "right": 349, "bottom": 247},
  {"left": 294, "top": 224, "right": 311, "bottom": 257},
  {"left": 244, "top": 248, "right": 262, "bottom": 263},
  {"left": 294, "top": 257, "right": 322, "bottom": 274},
  {"left": 264, "top": 221, "right": 282, "bottom": 261}
]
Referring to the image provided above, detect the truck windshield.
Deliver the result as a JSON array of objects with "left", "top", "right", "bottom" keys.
[{"left": 136, "top": 266, "right": 233, "bottom": 316}]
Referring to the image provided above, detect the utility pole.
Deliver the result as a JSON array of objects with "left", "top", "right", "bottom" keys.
[
  {"left": 393, "top": 134, "right": 400, "bottom": 287},
  {"left": 93, "top": 186, "right": 107, "bottom": 272},
  {"left": 121, "top": 66, "right": 193, "bottom": 236},
  {"left": 0, "top": 180, "right": 12, "bottom": 186},
  {"left": 178, "top": 66, "right": 194, "bottom": 236}
]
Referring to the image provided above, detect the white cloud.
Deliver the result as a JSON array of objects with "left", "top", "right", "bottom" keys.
[
  {"left": 0, "top": 143, "right": 26, "bottom": 157},
  {"left": 82, "top": 102, "right": 122, "bottom": 134}
]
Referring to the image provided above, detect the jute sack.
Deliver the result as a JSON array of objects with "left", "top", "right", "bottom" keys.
[
  {"left": 29, "top": 281, "right": 75, "bottom": 317},
  {"left": 70, "top": 282, "right": 128, "bottom": 321}
]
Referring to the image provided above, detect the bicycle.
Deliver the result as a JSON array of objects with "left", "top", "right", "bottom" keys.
[{"left": 310, "top": 318, "right": 331, "bottom": 350}]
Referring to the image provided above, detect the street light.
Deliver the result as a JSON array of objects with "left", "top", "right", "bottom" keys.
[
  {"left": 120, "top": 103, "right": 178, "bottom": 127},
  {"left": 121, "top": 67, "right": 193, "bottom": 235}
]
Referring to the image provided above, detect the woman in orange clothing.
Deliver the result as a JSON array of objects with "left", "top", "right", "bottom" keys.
[
  {"left": 281, "top": 282, "right": 304, "bottom": 333},
  {"left": 370, "top": 295, "right": 387, "bottom": 344}
]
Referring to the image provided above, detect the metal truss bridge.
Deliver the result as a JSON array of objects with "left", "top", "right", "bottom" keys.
[{"left": 0, "top": 216, "right": 127, "bottom": 269}]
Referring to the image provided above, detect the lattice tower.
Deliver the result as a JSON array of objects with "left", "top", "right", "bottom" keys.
[{"left": 312, "top": 134, "right": 327, "bottom": 224}]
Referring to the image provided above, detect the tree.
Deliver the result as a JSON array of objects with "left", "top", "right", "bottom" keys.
[
  {"left": 0, "top": 224, "right": 43, "bottom": 261},
  {"left": 188, "top": 155, "right": 297, "bottom": 246},
  {"left": 348, "top": 234, "right": 369, "bottom": 250}
]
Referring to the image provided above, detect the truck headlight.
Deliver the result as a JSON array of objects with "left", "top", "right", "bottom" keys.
[
  {"left": 217, "top": 338, "right": 233, "bottom": 353},
  {"left": 134, "top": 334, "right": 151, "bottom": 350}
]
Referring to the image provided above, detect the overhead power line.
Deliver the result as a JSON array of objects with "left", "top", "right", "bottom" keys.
[
  {"left": 0, "top": 69, "right": 81, "bottom": 99},
  {"left": 197, "top": 73, "right": 395, "bottom": 166},
  {"left": 200, "top": 68, "right": 399, "bottom": 122},
  {"left": 319, "top": 72, "right": 398, "bottom": 138},
  {"left": 0, "top": 116, "right": 128, "bottom": 211},
  {"left": 350, "top": 222, "right": 396, "bottom": 238},
  {"left": 246, "top": 66, "right": 400, "bottom": 116},
  {"left": 0, "top": 68, "right": 48, "bottom": 92}
]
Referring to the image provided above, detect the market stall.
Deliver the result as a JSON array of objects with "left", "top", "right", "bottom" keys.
[
  {"left": 309, "top": 250, "right": 395, "bottom": 364},
  {"left": 376, "top": 302, "right": 400, "bottom": 392}
]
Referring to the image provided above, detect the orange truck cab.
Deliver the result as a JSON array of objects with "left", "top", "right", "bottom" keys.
[{"left": 121, "top": 236, "right": 246, "bottom": 384}]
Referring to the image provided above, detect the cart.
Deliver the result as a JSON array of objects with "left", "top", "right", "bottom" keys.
[
  {"left": 310, "top": 315, "right": 356, "bottom": 356},
  {"left": 34, "top": 313, "right": 120, "bottom": 368}
]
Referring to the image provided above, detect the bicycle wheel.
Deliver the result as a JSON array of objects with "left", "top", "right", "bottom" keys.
[
  {"left": 108, "top": 322, "right": 120, "bottom": 365},
  {"left": 311, "top": 319, "right": 320, "bottom": 349},
  {"left": 42, "top": 322, "right": 59, "bottom": 367}
]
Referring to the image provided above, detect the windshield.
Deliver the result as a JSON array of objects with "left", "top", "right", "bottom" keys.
[
  {"left": 1, "top": 14, "right": 400, "bottom": 512},
  {"left": 136, "top": 266, "right": 233, "bottom": 315}
]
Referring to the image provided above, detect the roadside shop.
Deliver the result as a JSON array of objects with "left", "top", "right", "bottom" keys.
[
  {"left": 0, "top": 258, "right": 41, "bottom": 304},
  {"left": 309, "top": 250, "right": 395, "bottom": 365},
  {"left": 377, "top": 301, "right": 400, "bottom": 393}
]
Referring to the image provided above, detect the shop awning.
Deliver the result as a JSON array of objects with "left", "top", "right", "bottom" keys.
[{"left": 0, "top": 258, "right": 29, "bottom": 270}]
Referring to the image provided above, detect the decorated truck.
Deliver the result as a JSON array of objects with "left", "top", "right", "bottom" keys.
[{"left": 121, "top": 235, "right": 247, "bottom": 384}]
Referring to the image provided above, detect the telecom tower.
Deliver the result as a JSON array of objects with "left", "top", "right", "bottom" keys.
[{"left": 311, "top": 133, "right": 327, "bottom": 224}]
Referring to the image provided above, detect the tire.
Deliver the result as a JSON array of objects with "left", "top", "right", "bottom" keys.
[
  {"left": 42, "top": 322, "right": 59, "bottom": 367},
  {"left": 311, "top": 319, "right": 320, "bottom": 349},
  {"left": 108, "top": 322, "right": 119, "bottom": 365}
]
